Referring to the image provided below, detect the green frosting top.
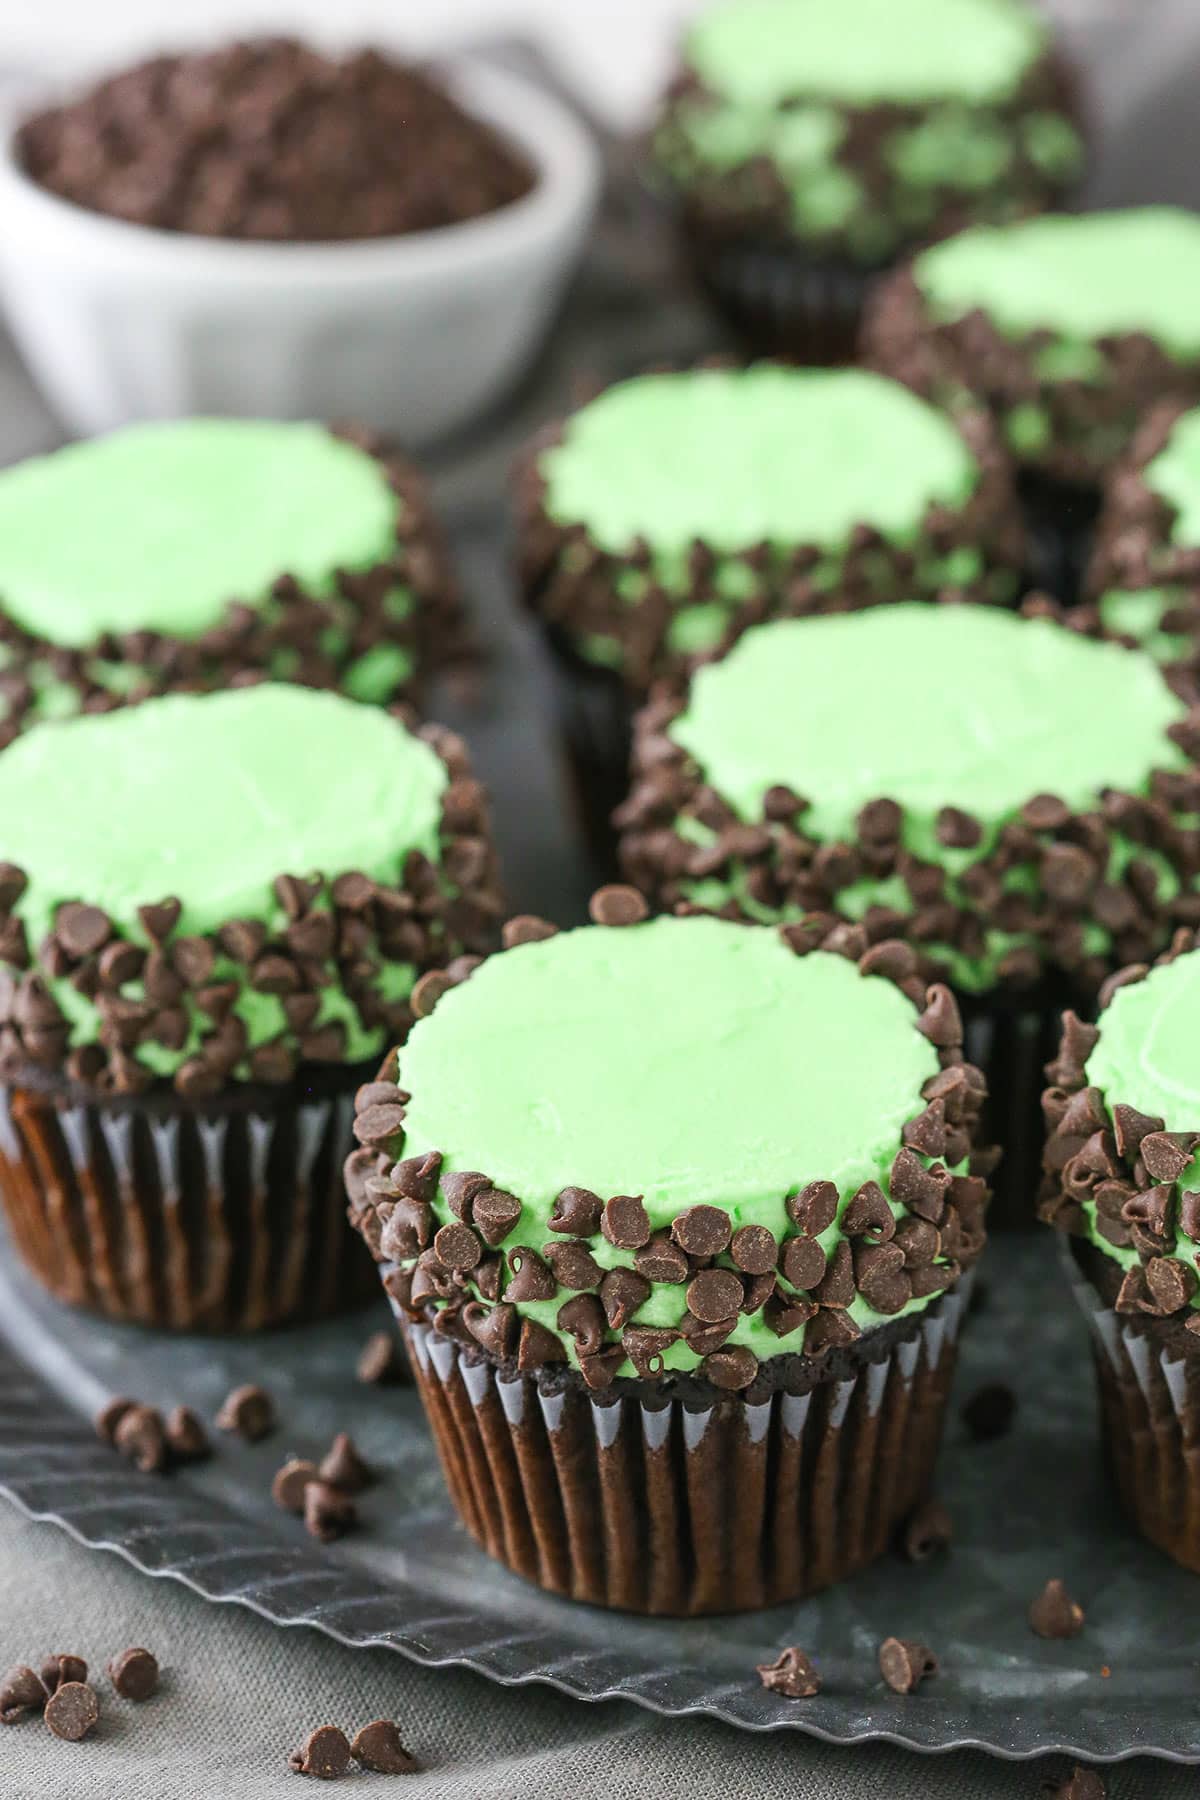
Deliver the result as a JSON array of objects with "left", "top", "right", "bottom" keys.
[
  {"left": 684, "top": 0, "right": 1047, "bottom": 106},
  {"left": 0, "top": 420, "right": 397, "bottom": 647},
  {"left": 1084, "top": 949, "right": 1200, "bottom": 1300},
  {"left": 396, "top": 916, "right": 955, "bottom": 1371},
  {"left": 540, "top": 368, "right": 978, "bottom": 562},
  {"left": 670, "top": 606, "right": 1186, "bottom": 854},
  {"left": 914, "top": 208, "right": 1200, "bottom": 360},
  {"left": 1146, "top": 405, "right": 1200, "bottom": 542}
]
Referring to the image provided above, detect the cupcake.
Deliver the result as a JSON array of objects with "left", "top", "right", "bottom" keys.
[
  {"left": 516, "top": 363, "right": 1025, "bottom": 858},
  {"left": 0, "top": 418, "right": 466, "bottom": 745},
  {"left": 1041, "top": 933, "right": 1200, "bottom": 1571},
  {"left": 617, "top": 604, "right": 1200, "bottom": 1220},
  {"left": 347, "top": 899, "right": 991, "bottom": 1615},
  {"left": 865, "top": 208, "right": 1200, "bottom": 598},
  {"left": 651, "top": 0, "right": 1084, "bottom": 361},
  {"left": 0, "top": 684, "right": 500, "bottom": 1330}
]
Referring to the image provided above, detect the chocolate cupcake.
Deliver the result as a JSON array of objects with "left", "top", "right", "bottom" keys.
[
  {"left": 651, "top": 0, "right": 1083, "bottom": 361},
  {"left": 865, "top": 208, "right": 1200, "bottom": 598},
  {"left": 1041, "top": 935, "right": 1200, "bottom": 1572},
  {"left": 0, "top": 685, "right": 500, "bottom": 1330},
  {"left": 617, "top": 604, "right": 1200, "bottom": 1221},
  {"left": 347, "top": 904, "right": 991, "bottom": 1615},
  {"left": 0, "top": 418, "right": 466, "bottom": 745},
  {"left": 516, "top": 364, "right": 1025, "bottom": 858}
]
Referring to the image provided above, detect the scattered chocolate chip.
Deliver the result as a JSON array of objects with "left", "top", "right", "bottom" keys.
[
  {"left": 962, "top": 1383, "right": 1016, "bottom": 1442},
  {"left": 1042, "top": 1768, "right": 1106, "bottom": 1799},
  {"left": 356, "top": 1330, "right": 406, "bottom": 1386},
  {"left": 0, "top": 1665, "right": 46, "bottom": 1723},
  {"left": 272, "top": 1458, "right": 321, "bottom": 1514},
  {"left": 114, "top": 1404, "right": 168, "bottom": 1474},
  {"left": 318, "top": 1433, "right": 372, "bottom": 1495},
  {"left": 588, "top": 885, "right": 648, "bottom": 926},
  {"left": 44, "top": 1681, "right": 99, "bottom": 1741},
  {"left": 106, "top": 1647, "right": 158, "bottom": 1701},
  {"left": 1029, "top": 1578, "right": 1085, "bottom": 1640},
  {"left": 901, "top": 1499, "right": 952, "bottom": 1563},
  {"left": 350, "top": 1718, "right": 419, "bottom": 1774},
  {"left": 164, "top": 1405, "right": 210, "bottom": 1462},
  {"left": 304, "top": 1481, "right": 357, "bottom": 1543},
  {"left": 878, "top": 1637, "right": 938, "bottom": 1695},
  {"left": 671, "top": 1204, "right": 732, "bottom": 1258},
  {"left": 755, "top": 1647, "right": 821, "bottom": 1697},
  {"left": 215, "top": 1384, "right": 275, "bottom": 1442},
  {"left": 94, "top": 1396, "right": 136, "bottom": 1444},
  {"left": 601, "top": 1194, "right": 650, "bottom": 1249},
  {"left": 39, "top": 1655, "right": 86, "bottom": 1698},
  {"left": 289, "top": 1724, "right": 352, "bottom": 1779}
]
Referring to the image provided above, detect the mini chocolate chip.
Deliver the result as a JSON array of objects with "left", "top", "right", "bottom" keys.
[
  {"left": 842, "top": 1181, "right": 896, "bottom": 1243},
  {"left": 601, "top": 1194, "right": 650, "bottom": 1249},
  {"left": 518, "top": 1318, "right": 567, "bottom": 1369},
  {"left": 600, "top": 1266, "right": 650, "bottom": 1330},
  {"left": 107, "top": 1646, "right": 158, "bottom": 1701},
  {"left": 729, "top": 1224, "right": 777, "bottom": 1274},
  {"left": 304, "top": 1480, "right": 357, "bottom": 1543},
  {"left": 903, "top": 1099, "right": 947, "bottom": 1158},
  {"left": 357, "top": 1330, "right": 406, "bottom": 1385},
  {"left": 557, "top": 1293, "right": 606, "bottom": 1356},
  {"left": 350, "top": 1719, "right": 419, "bottom": 1774},
  {"left": 164, "top": 1405, "right": 210, "bottom": 1462},
  {"left": 505, "top": 1245, "right": 556, "bottom": 1301},
  {"left": 352, "top": 1102, "right": 407, "bottom": 1151},
  {"left": 916, "top": 984, "right": 962, "bottom": 1049},
  {"left": 1029, "top": 1578, "right": 1085, "bottom": 1639},
  {"left": 1042, "top": 1767, "right": 1106, "bottom": 1799},
  {"left": 1022, "top": 793, "right": 1071, "bottom": 831},
  {"left": 803, "top": 1308, "right": 861, "bottom": 1352},
  {"left": 878, "top": 1638, "right": 937, "bottom": 1695},
  {"left": 780, "top": 1236, "right": 828, "bottom": 1290},
  {"left": 390, "top": 1151, "right": 442, "bottom": 1204},
  {"left": 890, "top": 1148, "right": 949, "bottom": 1222},
  {"left": 542, "top": 1240, "right": 603, "bottom": 1289},
  {"left": 1140, "top": 1131, "right": 1197, "bottom": 1183},
  {"left": 215, "top": 1384, "right": 275, "bottom": 1442},
  {"left": 622, "top": 1325, "right": 678, "bottom": 1378},
  {"left": 859, "top": 939, "right": 920, "bottom": 982},
  {"left": 755, "top": 1647, "right": 821, "bottom": 1698},
  {"left": 55, "top": 902, "right": 111, "bottom": 958},
  {"left": 0, "top": 1665, "right": 46, "bottom": 1723},
  {"left": 634, "top": 1231, "right": 690, "bottom": 1284},
  {"left": 94, "top": 1396, "right": 136, "bottom": 1444},
  {"left": 411, "top": 970, "right": 452, "bottom": 1018},
  {"left": 433, "top": 1221, "right": 483, "bottom": 1271},
  {"left": 681, "top": 1311, "right": 738, "bottom": 1355},
  {"left": 786, "top": 1180, "right": 838, "bottom": 1236},
  {"left": 0, "top": 864, "right": 28, "bottom": 910},
  {"left": 114, "top": 1404, "right": 168, "bottom": 1473},
  {"left": 813, "top": 1241, "right": 855, "bottom": 1308},
  {"left": 465, "top": 1301, "right": 517, "bottom": 1360},
  {"left": 44, "top": 1681, "right": 99, "bottom": 1741},
  {"left": 901, "top": 1498, "right": 952, "bottom": 1563},
  {"left": 1146, "top": 1254, "right": 1198, "bottom": 1314},
  {"left": 702, "top": 1345, "right": 757, "bottom": 1390},
  {"left": 40, "top": 1655, "right": 86, "bottom": 1697},
  {"left": 588, "top": 885, "right": 648, "bottom": 926},
  {"left": 501, "top": 915, "right": 558, "bottom": 949},
  {"left": 763, "top": 784, "right": 807, "bottom": 823},
  {"left": 765, "top": 1291, "right": 817, "bottom": 1337},
  {"left": 549, "top": 1186, "right": 603, "bottom": 1235},
  {"left": 962, "top": 1383, "right": 1015, "bottom": 1442},
  {"left": 272, "top": 1458, "right": 321, "bottom": 1514},
  {"left": 289, "top": 1724, "right": 352, "bottom": 1779},
  {"left": 671, "top": 1204, "right": 732, "bottom": 1257},
  {"left": 318, "top": 1432, "right": 372, "bottom": 1495},
  {"left": 857, "top": 797, "right": 901, "bottom": 843},
  {"left": 1112, "top": 1102, "right": 1164, "bottom": 1162},
  {"left": 935, "top": 807, "right": 982, "bottom": 849},
  {"left": 686, "top": 1267, "right": 744, "bottom": 1323},
  {"left": 471, "top": 1187, "right": 523, "bottom": 1246}
]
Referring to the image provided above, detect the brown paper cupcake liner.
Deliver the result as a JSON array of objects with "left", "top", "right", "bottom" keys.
[
  {"left": 1061, "top": 1238, "right": 1200, "bottom": 1571},
  {"left": 394, "top": 1274, "right": 973, "bottom": 1616},
  {"left": 0, "top": 1069, "right": 378, "bottom": 1332}
]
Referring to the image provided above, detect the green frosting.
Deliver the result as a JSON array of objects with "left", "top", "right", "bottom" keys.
[
  {"left": 684, "top": 0, "right": 1046, "bottom": 106},
  {"left": 1084, "top": 950, "right": 1200, "bottom": 1301},
  {"left": 667, "top": 607, "right": 1189, "bottom": 991},
  {"left": 0, "top": 685, "right": 448, "bottom": 1074},
  {"left": 541, "top": 368, "right": 978, "bottom": 571},
  {"left": 0, "top": 420, "right": 397, "bottom": 647},
  {"left": 1145, "top": 405, "right": 1200, "bottom": 542},
  {"left": 397, "top": 917, "right": 954, "bottom": 1372},
  {"left": 914, "top": 209, "right": 1200, "bottom": 360},
  {"left": 1098, "top": 588, "right": 1192, "bottom": 667}
]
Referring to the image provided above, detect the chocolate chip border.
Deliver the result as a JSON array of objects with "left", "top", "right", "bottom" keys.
[
  {"left": 0, "top": 716, "right": 503, "bottom": 1097},
  {"left": 1040, "top": 927, "right": 1200, "bottom": 1347},
  {"left": 513, "top": 362, "right": 1026, "bottom": 695},
  {"left": 652, "top": 45, "right": 1082, "bottom": 267},
  {"left": 0, "top": 425, "right": 471, "bottom": 747},
  {"left": 615, "top": 616, "right": 1200, "bottom": 1000},
  {"left": 346, "top": 887, "right": 993, "bottom": 1396},
  {"left": 864, "top": 267, "right": 1200, "bottom": 489}
]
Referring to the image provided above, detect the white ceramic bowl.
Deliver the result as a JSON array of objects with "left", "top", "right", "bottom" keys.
[{"left": 0, "top": 60, "right": 601, "bottom": 444}]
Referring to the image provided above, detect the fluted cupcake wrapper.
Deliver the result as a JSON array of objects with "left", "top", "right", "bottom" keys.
[
  {"left": 394, "top": 1273, "right": 973, "bottom": 1617},
  {"left": 1061, "top": 1237, "right": 1200, "bottom": 1571},
  {"left": 0, "top": 1074, "right": 377, "bottom": 1331}
]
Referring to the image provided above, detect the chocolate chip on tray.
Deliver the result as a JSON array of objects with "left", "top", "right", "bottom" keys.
[
  {"left": 106, "top": 1647, "right": 159, "bottom": 1702},
  {"left": 39, "top": 1654, "right": 86, "bottom": 1697},
  {"left": 164, "top": 1405, "right": 211, "bottom": 1462},
  {"left": 878, "top": 1637, "right": 938, "bottom": 1695},
  {"left": 272, "top": 1458, "right": 321, "bottom": 1515},
  {"left": 962, "top": 1382, "right": 1016, "bottom": 1442},
  {"left": 317, "top": 1433, "right": 372, "bottom": 1496},
  {"left": 43, "top": 1680, "right": 99, "bottom": 1741},
  {"left": 288, "top": 1723, "right": 352, "bottom": 1779},
  {"left": 350, "top": 1718, "right": 420, "bottom": 1773},
  {"left": 0, "top": 1665, "right": 47, "bottom": 1723},
  {"left": 1029, "top": 1578, "right": 1085, "bottom": 1640},
  {"left": 755, "top": 1647, "right": 821, "bottom": 1698},
  {"left": 215, "top": 1384, "right": 275, "bottom": 1442},
  {"left": 356, "top": 1330, "right": 408, "bottom": 1386},
  {"left": 113, "top": 1404, "right": 169, "bottom": 1474},
  {"left": 304, "top": 1481, "right": 357, "bottom": 1544},
  {"left": 93, "top": 1397, "right": 135, "bottom": 1444},
  {"left": 900, "top": 1498, "right": 953, "bottom": 1563}
]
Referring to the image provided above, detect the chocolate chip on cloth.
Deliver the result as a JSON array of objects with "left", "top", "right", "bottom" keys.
[
  {"left": 878, "top": 1637, "right": 938, "bottom": 1695},
  {"left": 0, "top": 1665, "right": 47, "bottom": 1723},
  {"left": 216, "top": 1384, "right": 275, "bottom": 1443},
  {"left": 1042, "top": 1768, "right": 1107, "bottom": 1799},
  {"left": 350, "top": 1719, "right": 420, "bottom": 1774},
  {"left": 18, "top": 39, "right": 534, "bottom": 240},
  {"left": 43, "top": 1681, "right": 99, "bottom": 1742},
  {"left": 288, "top": 1724, "right": 353, "bottom": 1780},
  {"left": 755, "top": 1647, "right": 821, "bottom": 1698},
  {"left": 1029, "top": 1578, "right": 1085, "bottom": 1640},
  {"left": 39, "top": 1655, "right": 86, "bottom": 1698},
  {"left": 347, "top": 909, "right": 992, "bottom": 1615},
  {"left": 106, "top": 1647, "right": 159, "bottom": 1701}
]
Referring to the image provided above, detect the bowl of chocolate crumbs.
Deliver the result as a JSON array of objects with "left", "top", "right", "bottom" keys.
[{"left": 0, "top": 37, "right": 601, "bottom": 439}]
